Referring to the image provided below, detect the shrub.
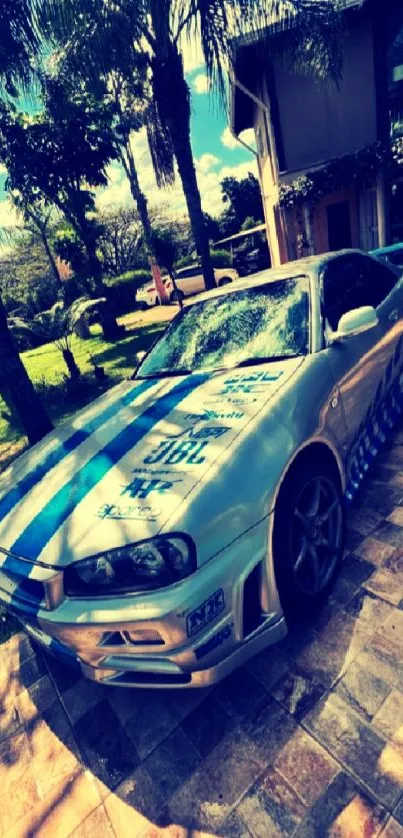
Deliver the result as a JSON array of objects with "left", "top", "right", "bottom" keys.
[
  {"left": 174, "top": 250, "right": 232, "bottom": 271},
  {"left": 34, "top": 374, "right": 107, "bottom": 413},
  {"left": 210, "top": 249, "right": 232, "bottom": 268},
  {"left": 105, "top": 270, "right": 151, "bottom": 313}
]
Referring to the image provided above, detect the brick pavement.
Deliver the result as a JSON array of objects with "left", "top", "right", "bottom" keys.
[{"left": 2, "top": 434, "right": 403, "bottom": 836}]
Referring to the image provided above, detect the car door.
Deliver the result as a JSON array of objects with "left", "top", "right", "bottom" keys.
[
  {"left": 365, "top": 254, "right": 403, "bottom": 422},
  {"left": 176, "top": 267, "right": 202, "bottom": 297},
  {"left": 190, "top": 266, "right": 205, "bottom": 294},
  {"left": 385, "top": 248, "right": 403, "bottom": 274},
  {"left": 322, "top": 255, "right": 392, "bottom": 472}
]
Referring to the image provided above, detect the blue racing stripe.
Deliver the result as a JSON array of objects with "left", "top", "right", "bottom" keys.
[
  {"left": 11, "top": 373, "right": 208, "bottom": 563},
  {"left": 0, "top": 378, "right": 156, "bottom": 525}
]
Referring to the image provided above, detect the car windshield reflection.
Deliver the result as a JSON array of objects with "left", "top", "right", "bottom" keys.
[{"left": 137, "top": 276, "right": 310, "bottom": 378}]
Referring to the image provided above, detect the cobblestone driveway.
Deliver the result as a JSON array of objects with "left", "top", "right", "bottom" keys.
[{"left": 2, "top": 432, "right": 403, "bottom": 837}]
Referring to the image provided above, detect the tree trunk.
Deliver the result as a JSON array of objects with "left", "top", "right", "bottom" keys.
[
  {"left": 0, "top": 293, "right": 53, "bottom": 445},
  {"left": 73, "top": 315, "right": 91, "bottom": 339},
  {"left": 62, "top": 348, "right": 80, "bottom": 379},
  {"left": 41, "top": 229, "right": 62, "bottom": 287},
  {"left": 152, "top": 49, "right": 216, "bottom": 292},
  {"left": 120, "top": 145, "right": 169, "bottom": 304},
  {"left": 76, "top": 219, "right": 123, "bottom": 341},
  {"left": 170, "top": 123, "right": 215, "bottom": 291}
]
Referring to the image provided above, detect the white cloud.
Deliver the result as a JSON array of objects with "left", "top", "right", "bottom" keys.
[
  {"left": 0, "top": 164, "right": 7, "bottom": 176},
  {"left": 180, "top": 35, "right": 204, "bottom": 74},
  {"left": 196, "top": 153, "right": 220, "bottom": 174},
  {"left": 221, "top": 126, "right": 256, "bottom": 150},
  {"left": 220, "top": 160, "right": 258, "bottom": 181},
  {"left": 0, "top": 198, "right": 18, "bottom": 230},
  {"left": 193, "top": 73, "right": 209, "bottom": 94},
  {"left": 96, "top": 128, "right": 258, "bottom": 220},
  {"left": 221, "top": 126, "right": 238, "bottom": 149}
]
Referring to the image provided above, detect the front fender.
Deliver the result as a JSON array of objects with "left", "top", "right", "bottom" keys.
[{"left": 165, "top": 404, "right": 296, "bottom": 567}]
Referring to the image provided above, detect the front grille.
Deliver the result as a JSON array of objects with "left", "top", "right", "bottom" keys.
[{"left": 98, "top": 630, "right": 165, "bottom": 648}]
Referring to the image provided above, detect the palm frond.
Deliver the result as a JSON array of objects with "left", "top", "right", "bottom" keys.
[
  {"left": 183, "top": 0, "right": 342, "bottom": 107},
  {"left": 0, "top": 0, "right": 42, "bottom": 92},
  {"left": 146, "top": 98, "right": 175, "bottom": 188},
  {"left": 191, "top": 1, "right": 230, "bottom": 102}
]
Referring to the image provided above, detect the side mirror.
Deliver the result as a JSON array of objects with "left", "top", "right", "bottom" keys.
[{"left": 328, "top": 306, "right": 378, "bottom": 344}]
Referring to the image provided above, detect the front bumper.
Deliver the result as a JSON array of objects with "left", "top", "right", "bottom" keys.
[{"left": 2, "top": 518, "right": 286, "bottom": 688}]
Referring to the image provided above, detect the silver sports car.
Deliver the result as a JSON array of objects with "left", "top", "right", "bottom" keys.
[{"left": 0, "top": 248, "right": 402, "bottom": 688}]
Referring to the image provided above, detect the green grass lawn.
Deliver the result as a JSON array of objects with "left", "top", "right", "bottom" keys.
[{"left": 0, "top": 316, "right": 166, "bottom": 456}]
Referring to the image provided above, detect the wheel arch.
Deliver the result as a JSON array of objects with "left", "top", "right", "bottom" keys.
[
  {"left": 266, "top": 438, "right": 345, "bottom": 622},
  {"left": 274, "top": 439, "right": 345, "bottom": 512}
]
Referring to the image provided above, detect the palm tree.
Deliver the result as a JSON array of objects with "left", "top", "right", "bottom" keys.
[
  {"left": 50, "top": 36, "right": 173, "bottom": 303},
  {"left": 42, "top": 0, "right": 341, "bottom": 292},
  {"left": 10, "top": 297, "right": 106, "bottom": 379},
  {"left": 0, "top": 0, "right": 54, "bottom": 444}
]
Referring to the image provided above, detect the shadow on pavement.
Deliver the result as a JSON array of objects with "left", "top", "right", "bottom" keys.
[{"left": 1, "top": 437, "right": 403, "bottom": 834}]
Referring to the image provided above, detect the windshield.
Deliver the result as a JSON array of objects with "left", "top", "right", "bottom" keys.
[{"left": 137, "top": 276, "right": 310, "bottom": 377}]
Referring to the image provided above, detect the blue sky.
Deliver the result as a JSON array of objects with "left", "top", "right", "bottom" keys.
[{"left": 0, "top": 58, "right": 257, "bottom": 229}]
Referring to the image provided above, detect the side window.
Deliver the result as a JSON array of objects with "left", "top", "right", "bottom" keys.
[
  {"left": 323, "top": 256, "right": 371, "bottom": 331},
  {"left": 388, "top": 251, "right": 403, "bottom": 268},
  {"left": 177, "top": 266, "right": 201, "bottom": 280},
  {"left": 367, "top": 258, "right": 397, "bottom": 306},
  {"left": 323, "top": 254, "right": 397, "bottom": 331}
]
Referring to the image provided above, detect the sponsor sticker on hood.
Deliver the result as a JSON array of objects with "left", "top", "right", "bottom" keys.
[{"left": 0, "top": 361, "right": 302, "bottom": 567}]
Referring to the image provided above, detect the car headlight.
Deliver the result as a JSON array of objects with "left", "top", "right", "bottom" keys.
[{"left": 64, "top": 535, "right": 196, "bottom": 597}]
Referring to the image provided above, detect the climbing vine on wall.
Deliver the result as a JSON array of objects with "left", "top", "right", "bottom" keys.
[{"left": 278, "top": 141, "right": 395, "bottom": 209}]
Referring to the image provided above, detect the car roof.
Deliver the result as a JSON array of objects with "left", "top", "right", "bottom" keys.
[
  {"left": 182, "top": 248, "right": 368, "bottom": 306},
  {"left": 371, "top": 242, "right": 403, "bottom": 256}
]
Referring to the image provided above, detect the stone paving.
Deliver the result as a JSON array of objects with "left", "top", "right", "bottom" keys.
[{"left": 3, "top": 435, "right": 403, "bottom": 836}]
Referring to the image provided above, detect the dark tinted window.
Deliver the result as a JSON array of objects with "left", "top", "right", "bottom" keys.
[
  {"left": 388, "top": 250, "right": 403, "bottom": 268},
  {"left": 323, "top": 256, "right": 371, "bottom": 331},
  {"left": 177, "top": 266, "right": 201, "bottom": 279},
  {"left": 368, "top": 258, "right": 397, "bottom": 304},
  {"left": 323, "top": 254, "right": 397, "bottom": 331}
]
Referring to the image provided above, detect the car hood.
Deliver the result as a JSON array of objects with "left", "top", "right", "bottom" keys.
[{"left": 0, "top": 358, "right": 303, "bottom": 568}]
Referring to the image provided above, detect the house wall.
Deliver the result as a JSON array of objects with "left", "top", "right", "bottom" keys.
[
  {"left": 254, "top": 100, "right": 283, "bottom": 266},
  {"left": 253, "top": 86, "right": 290, "bottom": 266},
  {"left": 272, "top": 20, "right": 377, "bottom": 173},
  {"left": 250, "top": 17, "right": 386, "bottom": 264}
]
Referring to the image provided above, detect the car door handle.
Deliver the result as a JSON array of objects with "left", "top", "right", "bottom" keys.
[{"left": 389, "top": 310, "right": 400, "bottom": 323}]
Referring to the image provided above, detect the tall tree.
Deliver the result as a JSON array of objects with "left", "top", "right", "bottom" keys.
[
  {"left": 220, "top": 173, "right": 264, "bottom": 236},
  {"left": 11, "top": 193, "right": 62, "bottom": 287},
  {"left": 0, "top": 0, "right": 54, "bottom": 444},
  {"left": 42, "top": 0, "right": 342, "bottom": 292},
  {"left": 50, "top": 37, "right": 173, "bottom": 302},
  {"left": 96, "top": 208, "right": 145, "bottom": 277},
  {"left": 0, "top": 83, "right": 123, "bottom": 337}
]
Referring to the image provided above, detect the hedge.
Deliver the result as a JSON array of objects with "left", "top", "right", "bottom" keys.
[
  {"left": 105, "top": 270, "right": 151, "bottom": 313},
  {"left": 174, "top": 249, "right": 232, "bottom": 270}
]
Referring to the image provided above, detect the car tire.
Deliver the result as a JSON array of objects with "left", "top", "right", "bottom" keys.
[
  {"left": 273, "top": 456, "right": 345, "bottom": 622},
  {"left": 170, "top": 289, "right": 184, "bottom": 303},
  {"left": 218, "top": 277, "right": 232, "bottom": 287}
]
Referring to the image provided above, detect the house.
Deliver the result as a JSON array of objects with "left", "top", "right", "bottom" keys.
[{"left": 230, "top": 0, "right": 403, "bottom": 266}]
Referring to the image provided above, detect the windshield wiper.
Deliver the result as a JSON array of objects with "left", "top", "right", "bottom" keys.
[
  {"left": 136, "top": 369, "right": 193, "bottom": 380},
  {"left": 234, "top": 354, "right": 300, "bottom": 368}
]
